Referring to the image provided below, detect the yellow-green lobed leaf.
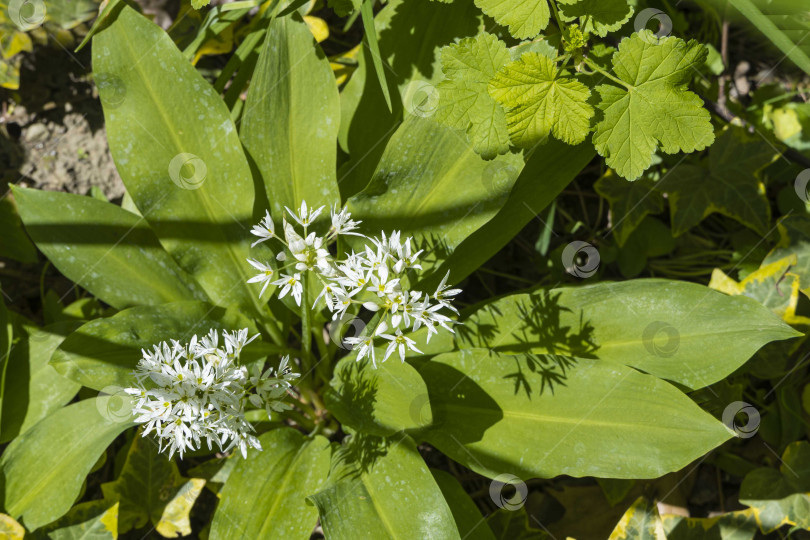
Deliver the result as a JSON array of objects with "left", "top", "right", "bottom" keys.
[{"left": 489, "top": 52, "right": 594, "bottom": 146}]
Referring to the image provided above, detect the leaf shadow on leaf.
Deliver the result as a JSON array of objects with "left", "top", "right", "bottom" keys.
[
  {"left": 415, "top": 356, "right": 503, "bottom": 446},
  {"left": 380, "top": 0, "right": 480, "bottom": 82},
  {"left": 332, "top": 432, "right": 393, "bottom": 479},
  {"left": 323, "top": 360, "right": 381, "bottom": 443},
  {"left": 456, "top": 290, "right": 598, "bottom": 397}
]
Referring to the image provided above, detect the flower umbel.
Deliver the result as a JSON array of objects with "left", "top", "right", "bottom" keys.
[
  {"left": 245, "top": 201, "right": 461, "bottom": 366},
  {"left": 124, "top": 329, "right": 298, "bottom": 459}
]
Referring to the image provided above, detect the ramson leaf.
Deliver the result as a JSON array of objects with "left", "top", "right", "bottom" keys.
[
  {"left": 557, "top": 0, "right": 633, "bottom": 37},
  {"left": 474, "top": 0, "right": 549, "bottom": 39},
  {"left": 435, "top": 33, "right": 511, "bottom": 159},
  {"left": 592, "top": 31, "right": 715, "bottom": 180},
  {"left": 489, "top": 52, "right": 594, "bottom": 146}
]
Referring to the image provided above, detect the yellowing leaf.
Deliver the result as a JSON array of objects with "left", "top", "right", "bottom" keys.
[
  {"left": 0, "top": 514, "right": 24, "bottom": 539},
  {"left": 740, "top": 441, "right": 810, "bottom": 533},
  {"left": 304, "top": 15, "right": 329, "bottom": 43},
  {"left": 43, "top": 502, "right": 119, "bottom": 540},
  {"left": 609, "top": 497, "right": 666, "bottom": 540},
  {"left": 101, "top": 435, "right": 205, "bottom": 536},
  {"left": 489, "top": 52, "right": 593, "bottom": 146},
  {"left": 763, "top": 215, "right": 810, "bottom": 299},
  {"left": 709, "top": 256, "right": 810, "bottom": 326},
  {"left": 474, "top": 0, "right": 549, "bottom": 39},
  {"left": 435, "top": 32, "right": 512, "bottom": 159},
  {"left": 593, "top": 31, "right": 715, "bottom": 180},
  {"left": 664, "top": 127, "right": 775, "bottom": 236},
  {"left": 156, "top": 479, "right": 206, "bottom": 537}
]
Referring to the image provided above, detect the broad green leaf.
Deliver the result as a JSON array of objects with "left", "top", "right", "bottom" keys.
[
  {"left": 310, "top": 434, "right": 460, "bottom": 539},
  {"left": 416, "top": 349, "right": 732, "bottom": 479},
  {"left": 489, "top": 52, "right": 593, "bottom": 146},
  {"left": 557, "top": 0, "right": 633, "bottom": 37},
  {"left": 35, "top": 500, "right": 119, "bottom": 540},
  {"left": 763, "top": 215, "right": 810, "bottom": 298},
  {"left": 431, "top": 469, "right": 496, "bottom": 540},
  {"left": 740, "top": 441, "right": 810, "bottom": 532},
  {"left": 662, "top": 509, "right": 758, "bottom": 540},
  {"left": 13, "top": 187, "right": 207, "bottom": 309},
  {"left": 709, "top": 256, "right": 810, "bottom": 326},
  {"left": 474, "top": 0, "right": 549, "bottom": 39},
  {"left": 325, "top": 356, "right": 432, "bottom": 437},
  {"left": 210, "top": 428, "right": 331, "bottom": 540},
  {"left": 101, "top": 434, "right": 204, "bottom": 535},
  {"left": 347, "top": 115, "right": 523, "bottom": 275},
  {"left": 424, "top": 139, "right": 595, "bottom": 288},
  {"left": 664, "top": 128, "right": 774, "bottom": 236},
  {"left": 458, "top": 279, "right": 799, "bottom": 390},
  {"left": 593, "top": 32, "right": 715, "bottom": 180},
  {"left": 608, "top": 497, "right": 663, "bottom": 540},
  {"left": 0, "top": 320, "right": 81, "bottom": 443},
  {"left": 594, "top": 171, "right": 663, "bottom": 247},
  {"left": 0, "top": 514, "right": 24, "bottom": 539},
  {"left": 1, "top": 398, "right": 134, "bottom": 529},
  {"left": 51, "top": 301, "right": 259, "bottom": 391},
  {"left": 93, "top": 4, "right": 262, "bottom": 314},
  {"left": 0, "top": 196, "right": 36, "bottom": 263},
  {"left": 241, "top": 13, "right": 340, "bottom": 217},
  {"left": 435, "top": 32, "right": 511, "bottom": 159}
]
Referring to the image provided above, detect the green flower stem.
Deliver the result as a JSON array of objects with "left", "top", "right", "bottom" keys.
[
  {"left": 301, "top": 274, "right": 314, "bottom": 373},
  {"left": 583, "top": 57, "right": 632, "bottom": 90}
]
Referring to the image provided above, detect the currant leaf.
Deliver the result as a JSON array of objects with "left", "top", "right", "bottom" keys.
[
  {"left": 557, "top": 0, "right": 633, "bottom": 37},
  {"left": 474, "top": 0, "right": 550, "bottom": 40},
  {"left": 435, "top": 33, "right": 511, "bottom": 159},
  {"left": 592, "top": 31, "right": 715, "bottom": 181},
  {"left": 664, "top": 127, "right": 775, "bottom": 236},
  {"left": 489, "top": 53, "right": 594, "bottom": 146}
]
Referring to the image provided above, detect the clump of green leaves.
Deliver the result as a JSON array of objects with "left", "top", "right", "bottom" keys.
[{"left": 433, "top": 0, "right": 715, "bottom": 180}]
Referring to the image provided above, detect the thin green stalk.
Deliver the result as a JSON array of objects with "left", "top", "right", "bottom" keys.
[{"left": 583, "top": 57, "right": 631, "bottom": 89}]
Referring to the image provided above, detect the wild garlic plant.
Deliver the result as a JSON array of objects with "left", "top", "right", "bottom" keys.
[
  {"left": 245, "top": 201, "right": 461, "bottom": 366},
  {"left": 124, "top": 329, "right": 299, "bottom": 459}
]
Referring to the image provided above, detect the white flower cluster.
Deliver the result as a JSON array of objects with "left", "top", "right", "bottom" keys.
[
  {"left": 246, "top": 201, "right": 461, "bottom": 366},
  {"left": 247, "top": 202, "right": 360, "bottom": 304},
  {"left": 125, "top": 329, "right": 299, "bottom": 459}
]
